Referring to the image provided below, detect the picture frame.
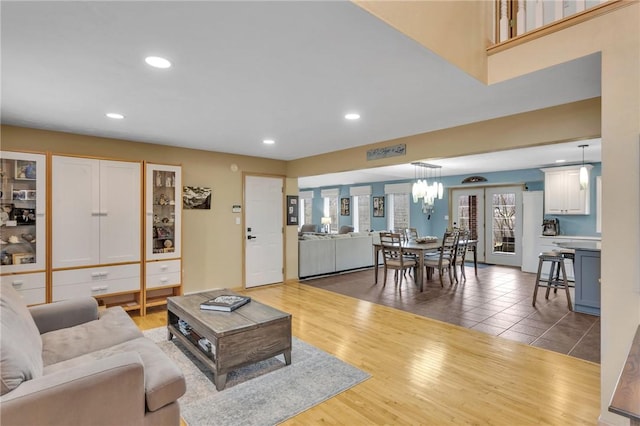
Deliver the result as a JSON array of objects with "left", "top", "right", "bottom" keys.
[
  {"left": 286, "top": 195, "right": 299, "bottom": 225},
  {"left": 15, "top": 208, "right": 36, "bottom": 224},
  {"left": 12, "top": 189, "right": 25, "bottom": 201},
  {"left": 12, "top": 252, "right": 35, "bottom": 265},
  {"left": 373, "top": 196, "right": 385, "bottom": 217},
  {"left": 340, "top": 197, "right": 350, "bottom": 216},
  {"left": 183, "top": 186, "right": 212, "bottom": 209},
  {"left": 25, "top": 190, "right": 36, "bottom": 201},
  {"left": 14, "top": 160, "right": 36, "bottom": 180}
]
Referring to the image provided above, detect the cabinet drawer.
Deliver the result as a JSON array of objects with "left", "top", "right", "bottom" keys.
[
  {"left": 146, "top": 272, "right": 181, "bottom": 289},
  {"left": 53, "top": 264, "right": 140, "bottom": 301},
  {"left": 146, "top": 259, "right": 181, "bottom": 275},
  {"left": 53, "top": 264, "right": 140, "bottom": 286},
  {"left": 0, "top": 273, "right": 46, "bottom": 305}
]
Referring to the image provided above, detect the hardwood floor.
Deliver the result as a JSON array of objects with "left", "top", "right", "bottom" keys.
[{"left": 132, "top": 282, "right": 600, "bottom": 425}]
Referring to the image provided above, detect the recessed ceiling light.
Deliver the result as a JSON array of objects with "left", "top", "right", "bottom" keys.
[
  {"left": 345, "top": 113, "right": 360, "bottom": 120},
  {"left": 145, "top": 56, "right": 172, "bottom": 69},
  {"left": 263, "top": 139, "right": 275, "bottom": 145},
  {"left": 106, "top": 113, "right": 125, "bottom": 119},
  {"left": 555, "top": 159, "right": 566, "bottom": 163}
]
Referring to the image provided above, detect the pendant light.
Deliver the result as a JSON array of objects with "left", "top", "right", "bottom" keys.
[{"left": 579, "top": 144, "right": 589, "bottom": 190}]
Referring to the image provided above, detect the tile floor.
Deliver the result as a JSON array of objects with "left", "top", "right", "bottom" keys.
[{"left": 302, "top": 263, "right": 600, "bottom": 363}]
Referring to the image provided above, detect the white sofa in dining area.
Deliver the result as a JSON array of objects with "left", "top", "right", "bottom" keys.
[{"left": 298, "top": 232, "right": 380, "bottom": 278}]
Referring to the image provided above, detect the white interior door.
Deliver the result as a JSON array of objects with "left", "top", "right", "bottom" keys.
[
  {"left": 244, "top": 175, "right": 284, "bottom": 288},
  {"left": 485, "top": 186, "right": 523, "bottom": 266},
  {"left": 451, "top": 188, "right": 485, "bottom": 262}
]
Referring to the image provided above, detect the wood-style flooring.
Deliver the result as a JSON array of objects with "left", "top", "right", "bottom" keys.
[
  {"left": 303, "top": 264, "right": 601, "bottom": 363},
  {"left": 132, "top": 281, "right": 600, "bottom": 425}
]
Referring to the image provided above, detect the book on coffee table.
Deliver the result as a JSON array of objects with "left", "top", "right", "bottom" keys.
[{"left": 200, "top": 295, "right": 251, "bottom": 312}]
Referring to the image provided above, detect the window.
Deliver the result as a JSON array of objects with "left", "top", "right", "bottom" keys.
[
  {"left": 299, "top": 191, "right": 313, "bottom": 227},
  {"left": 350, "top": 186, "right": 371, "bottom": 232},
  {"left": 384, "top": 183, "right": 411, "bottom": 231},
  {"left": 321, "top": 188, "right": 339, "bottom": 233},
  {"left": 386, "top": 193, "right": 410, "bottom": 230},
  {"left": 353, "top": 195, "right": 370, "bottom": 232}
]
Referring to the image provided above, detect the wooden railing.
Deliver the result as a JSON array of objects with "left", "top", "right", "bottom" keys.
[
  {"left": 609, "top": 325, "right": 640, "bottom": 425},
  {"left": 489, "top": 0, "right": 628, "bottom": 53}
]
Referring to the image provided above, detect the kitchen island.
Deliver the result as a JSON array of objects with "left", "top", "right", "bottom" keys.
[{"left": 555, "top": 240, "right": 601, "bottom": 316}]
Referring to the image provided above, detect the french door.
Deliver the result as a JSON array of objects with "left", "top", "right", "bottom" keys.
[
  {"left": 451, "top": 185, "right": 523, "bottom": 267},
  {"left": 451, "top": 188, "right": 485, "bottom": 262}
]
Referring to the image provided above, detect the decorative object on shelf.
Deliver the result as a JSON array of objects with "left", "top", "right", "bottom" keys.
[
  {"left": 373, "top": 196, "right": 385, "bottom": 217},
  {"left": 286, "top": 195, "right": 298, "bottom": 225},
  {"left": 411, "top": 162, "right": 443, "bottom": 216},
  {"left": 340, "top": 198, "right": 350, "bottom": 216},
  {"left": 0, "top": 204, "right": 13, "bottom": 226},
  {"left": 183, "top": 186, "right": 211, "bottom": 209},
  {"left": 200, "top": 294, "right": 251, "bottom": 312},
  {"left": 321, "top": 216, "right": 332, "bottom": 233},
  {"left": 578, "top": 144, "right": 589, "bottom": 190},
  {"left": 461, "top": 175, "right": 488, "bottom": 184}
]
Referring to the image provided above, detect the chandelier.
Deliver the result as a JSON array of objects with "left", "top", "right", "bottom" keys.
[{"left": 411, "top": 162, "right": 443, "bottom": 213}]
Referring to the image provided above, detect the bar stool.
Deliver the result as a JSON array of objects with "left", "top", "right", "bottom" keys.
[{"left": 532, "top": 251, "right": 573, "bottom": 311}]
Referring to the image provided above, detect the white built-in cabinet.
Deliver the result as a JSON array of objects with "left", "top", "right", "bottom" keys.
[
  {"left": 0, "top": 151, "right": 47, "bottom": 305},
  {"left": 541, "top": 165, "right": 592, "bottom": 215},
  {"left": 144, "top": 163, "right": 182, "bottom": 311},
  {"left": 51, "top": 156, "right": 142, "bottom": 311}
]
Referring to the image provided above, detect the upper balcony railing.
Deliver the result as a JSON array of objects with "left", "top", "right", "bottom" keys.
[{"left": 489, "top": 0, "right": 626, "bottom": 53}]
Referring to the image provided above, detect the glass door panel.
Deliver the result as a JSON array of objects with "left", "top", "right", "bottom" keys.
[
  {"left": 485, "top": 186, "right": 522, "bottom": 266},
  {"left": 0, "top": 152, "right": 46, "bottom": 273}
]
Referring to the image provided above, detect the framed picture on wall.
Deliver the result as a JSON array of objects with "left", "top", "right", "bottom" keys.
[
  {"left": 286, "top": 195, "right": 299, "bottom": 225},
  {"left": 373, "top": 196, "right": 385, "bottom": 217},
  {"left": 340, "top": 198, "right": 350, "bottom": 216}
]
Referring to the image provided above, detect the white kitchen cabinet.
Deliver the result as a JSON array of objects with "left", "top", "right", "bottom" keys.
[
  {"left": 144, "top": 163, "right": 182, "bottom": 313},
  {"left": 51, "top": 155, "right": 142, "bottom": 311},
  {"left": 0, "top": 151, "right": 47, "bottom": 305},
  {"left": 541, "top": 165, "right": 592, "bottom": 215}
]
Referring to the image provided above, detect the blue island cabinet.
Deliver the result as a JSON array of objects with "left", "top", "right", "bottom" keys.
[{"left": 574, "top": 249, "right": 601, "bottom": 316}]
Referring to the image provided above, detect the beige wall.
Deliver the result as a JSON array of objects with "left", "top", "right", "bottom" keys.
[
  {"left": 0, "top": 125, "right": 296, "bottom": 293},
  {"left": 287, "top": 98, "right": 601, "bottom": 179},
  {"left": 354, "top": 0, "right": 493, "bottom": 82},
  {"left": 487, "top": 3, "right": 639, "bottom": 423}
]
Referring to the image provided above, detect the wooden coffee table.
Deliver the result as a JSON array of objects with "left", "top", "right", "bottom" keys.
[{"left": 167, "top": 289, "right": 292, "bottom": 390}]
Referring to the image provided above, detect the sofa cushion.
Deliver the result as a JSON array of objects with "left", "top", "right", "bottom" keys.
[
  {"left": 45, "top": 337, "right": 186, "bottom": 412},
  {"left": 0, "top": 283, "right": 44, "bottom": 395},
  {"left": 41, "top": 306, "right": 143, "bottom": 366}
]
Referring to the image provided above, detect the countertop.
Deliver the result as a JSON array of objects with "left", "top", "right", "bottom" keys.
[{"left": 554, "top": 240, "right": 601, "bottom": 252}]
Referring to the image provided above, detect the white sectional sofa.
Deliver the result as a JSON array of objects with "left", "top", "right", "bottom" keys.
[{"left": 298, "top": 232, "right": 380, "bottom": 278}]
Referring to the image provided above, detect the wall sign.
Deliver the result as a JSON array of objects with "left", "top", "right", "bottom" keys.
[{"left": 367, "top": 144, "right": 406, "bottom": 161}]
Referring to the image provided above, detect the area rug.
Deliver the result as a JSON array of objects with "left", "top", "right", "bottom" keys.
[{"left": 143, "top": 327, "right": 370, "bottom": 426}]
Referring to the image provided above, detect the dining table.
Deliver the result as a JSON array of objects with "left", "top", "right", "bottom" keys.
[{"left": 372, "top": 239, "right": 478, "bottom": 292}]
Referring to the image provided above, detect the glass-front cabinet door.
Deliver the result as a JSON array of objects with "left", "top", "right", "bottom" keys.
[
  {"left": 146, "top": 164, "right": 182, "bottom": 260},
  {"left": 0, "top": 151, "right": 46, "bottom": 273},
  {"left": 145, "top": 163, "right": 182, "bottom": 314}
]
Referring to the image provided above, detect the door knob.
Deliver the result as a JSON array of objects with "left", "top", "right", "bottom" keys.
[{"left": 247, "top": 235, "right": 257, "bottom": 240}]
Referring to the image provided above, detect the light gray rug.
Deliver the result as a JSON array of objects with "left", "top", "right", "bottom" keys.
[{"left": 143, "top": 327, "right": 370, "bottom": 426}]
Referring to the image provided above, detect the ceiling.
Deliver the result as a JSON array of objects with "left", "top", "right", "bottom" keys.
[{"left": 2, "top": 2, "right": 600, "bottom": 174}]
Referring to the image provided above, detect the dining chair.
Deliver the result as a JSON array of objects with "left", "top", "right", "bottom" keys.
[
  {"left": 424, "top": 230, "right": 458, "bottom": 286},
  {"left": 391, "top": 228, "right": 408, "bottom": 242},
  {"left": 406, "top": 228, "right": 419, "bottom": 241},
  {"left": 452, "top": 229, "right": 470, "bottom": 283},
  {"left": 379, "top": 232, "right": 416, "bottom": 286}
]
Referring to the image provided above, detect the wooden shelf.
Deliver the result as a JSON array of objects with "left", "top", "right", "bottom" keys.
[{"left": 145, "top": 297, "right": 168, "bottom": 308}]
